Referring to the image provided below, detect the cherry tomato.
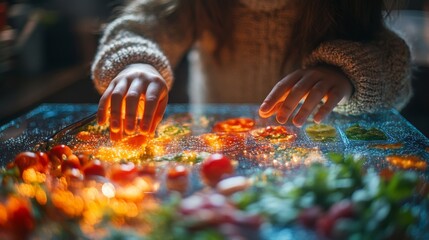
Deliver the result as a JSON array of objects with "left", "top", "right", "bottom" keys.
[
  {"left": 82, "top": 159, "right": 106, "bottom": 177},
  {"left": 167, "top": 165, "right": 188, "bottom": 179},
  {"left": 63, "top": 168, "right": 84, "bottom": 181},
  {"left": 60, "top": 154, "right": 81, "bottom": 173},
  {"left": 316, "top": 214, "right": 335, "bottom": 238},
  {"left": 14, "top": 151, "right": 39, "bottom": 174},
  {"left": 297, "top": 206, "right": 324, "bottom": 229},
  {"left": 166, "top": 165, "right": 189, "bottom": 192},
  {"left": 35, "top": 151, "right": 49, "bottom": 167},
  {"left": 7, "top": 197, "right": 34, "bottom": 239},
  {"left": 110, "top": 162, "right": 138, "bottom": 182},
  {"left": 327, "top": 200, "right": 355, "bottom": 220},
  {"left": 138, "top": 164, "right": 157, "bottom": 176},
  {"left": 49, "top": 145, "right": 73, "bottom": 163},
  {"left": 77, "top": 153, "right": 92, "bottom": 166},
  {"left": 200, "top": 153, "right": 235, "bottom": 187}
]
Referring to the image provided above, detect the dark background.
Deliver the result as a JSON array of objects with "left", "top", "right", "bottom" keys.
[{"left": 1, "top": 0, "right": 428, "bottom": 137}]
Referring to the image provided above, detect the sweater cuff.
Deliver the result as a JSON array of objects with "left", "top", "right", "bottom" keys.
[
  {"left": 91, "top": 37, "right": 173, "bottom": 94},
  {"left": 303, "top": 40, "right": 385, "bottom": 115}
]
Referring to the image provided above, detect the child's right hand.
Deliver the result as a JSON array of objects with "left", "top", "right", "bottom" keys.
[{"left": 97, "top": 63, "right": 169, "bottom": 139}]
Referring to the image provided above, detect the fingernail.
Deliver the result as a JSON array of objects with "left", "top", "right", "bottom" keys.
[
  {"left": 126, "top": 122, "right": 135, "bottom": 132},
  {"left": 260, "top": 103, "right": 269, "bottom": 112},
  {"left": 277, "top": 116, "right": 286, "bottom": 124},
  {"left": 141, "top": 124, "right": 149, "bottom": 133},
  {"left": 294, "top": 120, "right": 303, "bottom": 128},
  {"left": 111, "top": 120, "right": 119, "bottom": 129}
]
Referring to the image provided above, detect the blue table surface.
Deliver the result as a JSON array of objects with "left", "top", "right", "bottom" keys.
[
  {"left": 1, "top": 103, "right": 429, "bottom": 239},
  {"left": 1, "top": 103, "right": 429, "bottom": 168}
]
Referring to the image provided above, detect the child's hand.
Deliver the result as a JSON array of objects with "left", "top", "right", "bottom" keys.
[
  {"left": 97, "top": 63, "right": 169, "bottom": 138},
  {"left": 259, "top": 65, "right": 353, "bottom": 127}
]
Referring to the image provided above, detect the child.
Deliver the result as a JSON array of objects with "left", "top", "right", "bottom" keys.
[{"left": 91, "top": 0, "right": 412, "bottom": 137}]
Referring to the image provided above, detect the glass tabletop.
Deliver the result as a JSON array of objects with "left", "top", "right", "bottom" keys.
[{"left": 1, "top": 103, "right": 429, "bottom": 168}]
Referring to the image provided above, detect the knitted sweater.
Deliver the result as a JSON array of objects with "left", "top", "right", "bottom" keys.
[{"left": 91, "top": 0, "right": 413, "bottom": 115}]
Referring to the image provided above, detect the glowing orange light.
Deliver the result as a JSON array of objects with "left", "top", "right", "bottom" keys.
[
  {"left": 22, "top": 168, "right": 46, "bottom": 183},
  {"left": 371, "top": 143, "right": 403, "bottom": 150},
  {"left": 212, "top": 118, "right": 255, "bottom": 133},
  {"left": 250, "top": 126, "right": 296, "bottom": 143},
  {"left": 201, "top": 132, "right": 245, "bottom": 153},
  {"left": 386, "top": 155, "right": 427, "bottom": 171}
]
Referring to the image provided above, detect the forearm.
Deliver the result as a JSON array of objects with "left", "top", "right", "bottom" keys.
[
  {"left": 303, "top": 28, "right": 412, "bottom": 115},
  {"left": 91, "top": 0, "right": 195, "bottom": 94}
]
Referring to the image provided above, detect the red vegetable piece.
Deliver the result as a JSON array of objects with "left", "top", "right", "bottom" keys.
[
  {"left": 110, "top": 162, "right": 138, "bottom": 182},
  {"left": 14, "top": 151, "right": 39, "bottom": 174},
  {"left": 77, "top": 153, "right": 91, "bottom": 166},
  {"left": 297, "top": 206, "right": 324, "bottom": 229},
  {"left": 138, "top": 164, "right": 157, "bottom": 176},
  {"left": 35, "top": 151, "right": 49, "bottom": 167},
  {"left": 316, "top": 214, "right": 335, "bottom": 238},
  {"left": 327, "top": 200, "right": 355, "bottom": 220},
  {"left": 49, "top": 145, "right": 73, "bottom": 163},
  {"left": 61, "top": 154, "right": 81, "bottom": 172},
  {"left": 200, "top": 153, "right": 234, "bottom": 187},
  {"left": 166, "top": 165, "right": 189, "bottom": 192},
  {"left": 82, "top": 159, "right": 106, "bottom": 177},
  {"left": 167, "top": 165, "right": 188, "bottom": 179},
  {"left": 6, "top": 197, "right": 34, "bottom": 239}
]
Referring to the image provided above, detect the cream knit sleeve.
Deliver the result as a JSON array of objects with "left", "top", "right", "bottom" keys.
[
  {"left": 91, "top": 1, "right": 195, "bottom": 94},
  {"left": 303, "top": 29, "right": 412, "bottom": 115}
]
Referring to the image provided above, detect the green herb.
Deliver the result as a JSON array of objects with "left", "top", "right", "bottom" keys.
[{"left": 345, "top": 124, "right": 387, "bottom": 141}]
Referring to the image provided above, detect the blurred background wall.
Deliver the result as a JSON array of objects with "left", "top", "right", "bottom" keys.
[{"left": 0, "top": 0, "right": 428, "bottom": 137}]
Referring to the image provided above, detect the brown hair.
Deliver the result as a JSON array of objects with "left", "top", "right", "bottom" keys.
[{"left": 287, "top": 0, "right": 405, "bottom": 63}]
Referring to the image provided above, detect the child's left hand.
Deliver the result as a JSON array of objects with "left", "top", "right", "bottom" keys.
[{"left": 259, "top": 65, "right": 353, "bottom": 127}]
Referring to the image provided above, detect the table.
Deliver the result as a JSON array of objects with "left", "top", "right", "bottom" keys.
[
  {"left": 1, "top": 103, "right": 428, "bottom": 239},
  {"left": 2, "top": 103, "right": 429, "bottom": 167}
]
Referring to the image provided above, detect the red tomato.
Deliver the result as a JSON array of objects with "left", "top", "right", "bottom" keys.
[
  {"left": 316, "top": 214, "right": 335, "bottom": 238},
  {"left": 82, "top": 159, "right": 106, "bottom": 177},
  {"left": 63, "top": 168, "right": 84, "bottom": 181},
  {"left": 327, "top": 200, "right": 355, "bottom": 220},
  {"left": 167, "top": 165, "right": 188, "bottom": 179},
  {"left": 297, "top": 206, "right": 324, "bottom": 229},
  {"left": 200, "top": 153, "right": 234, "bottom": 187},
  {"left": 166, "top": 165, "right": 189, "bottom": 192},
  {"left": 35, "top": 151, "right": 49, "bottom": 167},
  {"left": 60, "top": 154, "right": 81, "bottom": 172},
  {"left": 7, "top": 197, "right": 34, "bottom": 238},
  {"left": 77, "top": 153, "right": 91, "bottom": 166},
  {"left": 138, "top": 164, "right": 157, "bottom": 176},
  {"left": 49, "top": 145, "right": 73, "bottom": 163},
  {"left": 14, "top": 151, "right": 39, "bottom": 174},
  {"left": 110, "top": 162, "right": 138, "bottom": 182}
]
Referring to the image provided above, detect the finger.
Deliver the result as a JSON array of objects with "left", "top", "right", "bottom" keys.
[
  {"left": 293, "top": 82, "right": 330, "bottom": 127},
  {"left": 140, "top": 81, "right": 167, "bottom": 133},
  {"left": 124, "top": 79, "right": 145, "bottom": 134},
  {"left": 259, "top": 70, "right": 303, "bottom": 116},
  {"left": 313, "top": 88, "right": 344, "bottom": 123},
  {"left": 276, "top": 75, "right": 319, "bottom": 124},
  {"left": 98, "top": 83, "right": 115, "bottom": 125},
  {"left": 109, "top": 80, "right": 128, "bottom": 133},
  {"left": 149, "top": 95, "right": 168, "bottom": 135}
]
